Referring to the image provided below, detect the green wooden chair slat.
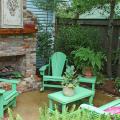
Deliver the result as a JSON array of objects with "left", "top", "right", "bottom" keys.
[
  {"left": 51, "top": 52, "right": 66, "bottom": 76},
  {"left": 43, "top": 76, "right": 63, "bottom": 81},
  {"left": 0, "top": 78, "right": 20, "bottom": 118},
  {"left": 4, "top": 90, "right": 18, "bottom": 100},
  {"left": 43, "top": 84, "right": 62, "bottom": 88},
  {"left": 39, "top": 52, "right": 67, "bottom": 91}
]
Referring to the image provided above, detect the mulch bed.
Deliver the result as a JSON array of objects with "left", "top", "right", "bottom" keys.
[{"left": 102, "top": 80, "right": 120, "bottom": 96}]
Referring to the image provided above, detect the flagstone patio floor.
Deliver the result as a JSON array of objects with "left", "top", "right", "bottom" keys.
[{"left": 5, "top": 90, "right": 118, "bottom": 120}]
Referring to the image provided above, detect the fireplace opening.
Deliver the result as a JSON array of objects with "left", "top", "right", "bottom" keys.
[{"left": 0, "top": 56, "right": 25, "bottom": 79}]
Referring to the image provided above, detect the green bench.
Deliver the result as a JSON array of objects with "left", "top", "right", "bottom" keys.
[{"left": 0, "top": 78, "right": 20, "bottom": 118}]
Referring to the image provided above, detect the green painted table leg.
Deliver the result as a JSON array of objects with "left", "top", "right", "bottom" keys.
[
  {"left": 49, "top": 99, "right": 54, "bottom": 111},
  {"left": 89, "top": 95, "right": 93, "bottom": 105},
  {"left": 0, "top": 97, "right": 4, "bottom": 118},
  {"left": 62, "top": 104, "right": 66, "bottom": 112}
]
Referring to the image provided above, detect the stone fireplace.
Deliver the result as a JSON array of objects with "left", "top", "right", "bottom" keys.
[
  {"left": 0, "top": 0, "right": 39, "bottom": 92},
  {"left": 0, "top": 37, "right": 36, "bottom": 78}
]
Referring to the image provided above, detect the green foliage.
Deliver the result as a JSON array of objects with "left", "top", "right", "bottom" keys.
[
  {"left": 71, "top": 0, "right": 120, "bottom": 18},
  {"left": 36, "top": 32, "right": 53, "bottom": 60},
  {"left": 8, "top": 108, "right": 23, "bottom": 120},
  {"left": 72, "top": 47, "right": 106, "bottom": 74},
  {"left": 39, "top": 105, "right": 120, "bottom": 120},
  {"left": 96, "top": 73, "right": 106, "bottom": 86},
  {"left": 71, "top": 0, "right": 101, "bottom": 15},
  {"left": 8, "top": 108, "right": 14, "bottom": 120},
  {"left": 113, "top": 48, "right": 120, "bottom": 65},
  {"left": 113, "top": 114, "right": 120, "bottom": 120},
  {"left": 12, "top": 72, "right": 22, "bottom": 78},
  {"left": 115, "top": 77, "right": 120, "bottom": 91},
  {"left": 56, "top": 2, "right": 74, "bottom": 18},
  {"left": 33, "top": 0, "right": 55, "bottom": 10},
  {"left": 6, "top": 106, "right": 120, "bottom": 120},
  {"left": 33, "top": 0, "right": 73, "bottom": 18},
  {"left": 62, "top": 66, "right": 79, "bottom": 88},
  {"left": 32, "top": 0, "right": 120, "bottom": 18},
  {"left": 55, "top": 26, "right": 102, "bottom": 60},
  {"left": 39, "top": 105, "right": 50, "bottom": 120}
]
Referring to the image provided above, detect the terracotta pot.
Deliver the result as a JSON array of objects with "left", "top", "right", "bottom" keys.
[
  {"left": 62, "top": 87, "right": 75, "bottom": 97},
  {"left": 83, "top": 67, "right": 93, "bottom": 77}
]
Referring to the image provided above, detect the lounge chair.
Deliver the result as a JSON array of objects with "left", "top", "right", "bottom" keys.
[{"left": 80, "top": 99, "right": 120, "bottom": 115}]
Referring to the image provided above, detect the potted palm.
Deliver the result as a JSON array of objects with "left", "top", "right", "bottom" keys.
[
  {"left": 62, "top": 66, "right": 79, "bottom": 97},
  {"left": 72, "top": 47, "right": 106, "bottom": 77}
]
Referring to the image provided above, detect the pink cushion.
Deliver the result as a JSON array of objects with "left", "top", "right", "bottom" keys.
[{"left": 105, "top": 107, "right": 120, "bottom": 114}]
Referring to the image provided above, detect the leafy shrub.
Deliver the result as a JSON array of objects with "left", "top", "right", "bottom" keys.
[
  {"left": 72, "top": 47, "right": 106, "bottom": 74},
  {"left": 55, "top": 26, "right": 103, "bottom": 63},
  {"left": 115, "top": 77, "right": 120, "bottom": 91},
  {"left": 36, "top": 32, "right": 53, "bottom": 61},
  {"left": 96, "top": 73, "right": 106, "bottom": 86},
  {"left": 38, "top": 105, "right": 120, "bottom": 120},
  {"left": 6, "top": 108, "right": 23, "bottom": 120},
  {"left": 6, "top": 106, "right": 120, "bottom": 120}
]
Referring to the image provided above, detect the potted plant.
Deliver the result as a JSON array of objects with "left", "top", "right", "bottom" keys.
[
  {"left": 72, "top": 47, "right": 106, "bottom": 77},
  {"left": 62, "top": 66, "right": 79, "bottom": 97}
]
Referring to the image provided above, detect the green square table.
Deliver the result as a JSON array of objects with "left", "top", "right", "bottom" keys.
[{"left": 48, "top": 86, "right": 95, "bottom": 113}]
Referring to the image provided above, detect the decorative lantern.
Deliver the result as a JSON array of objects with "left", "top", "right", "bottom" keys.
[{"left": 0, "top": 0, "right": 23, "bottom": 28}]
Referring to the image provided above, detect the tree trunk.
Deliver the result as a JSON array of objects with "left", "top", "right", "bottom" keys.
[
  {"left": 117, "top": 37, "right": 120, "bottom": 77},
  {"left": 107, "top": 0, "right": 116, "bottom": 78},
  {"left": 74, "top": 12, "right": 80, "bottom": 19}
]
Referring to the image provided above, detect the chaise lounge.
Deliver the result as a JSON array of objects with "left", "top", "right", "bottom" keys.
[{"left": 80, "top": 99, "right": 120, "bottom": 115}]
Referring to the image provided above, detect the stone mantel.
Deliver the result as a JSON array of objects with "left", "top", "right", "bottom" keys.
[{"left": 0, "top": 23, "right": 37, "bottom": 35}]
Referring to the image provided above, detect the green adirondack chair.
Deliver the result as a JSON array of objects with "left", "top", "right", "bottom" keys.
[
  {"left": 39, "top": 52, "right": 67, "bottom": 91},
  {"left": 0, "top": 78, "right": 20, "bottom": 118}
]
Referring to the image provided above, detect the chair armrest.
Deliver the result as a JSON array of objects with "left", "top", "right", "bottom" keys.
[
  {"left": 79, "top": 76, "right": 96, "bottom": 84},
  {"left": 0, "top": 89, "right": 5, "bottom": 94},
  {"left": 39, "top": 64, "right": 49, "bottom": 75},
  {"left": 99, "top": 99, "right": 120, "bottom": 110},
  {"left": 80, "top": 104, "right": 108, "bottom": 115},
  {"left": 78, "top": 76, "right": 96, "bottom": 91},
  {"left": 0, "top": 78, "right": 20, "bottom": 84}
]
